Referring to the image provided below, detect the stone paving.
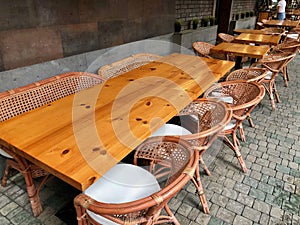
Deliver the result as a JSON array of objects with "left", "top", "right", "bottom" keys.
[{"left": 0, "top": 54, "right": 299, "bottom": 225}]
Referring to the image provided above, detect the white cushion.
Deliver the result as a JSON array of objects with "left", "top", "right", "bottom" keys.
[
  {"left": 0, "top": 148, "right": 13, "bottom": 159},
  {"left": 84, "top": 164, "right": 160, "bottom": 225},
  {"left": 211, "top": 92, "right": 234, "bottom": 104},
  {"left": 151, "top": 124, "right": 192, "bottom": 137},
  {"left": 286, "top": 34, "right": 299, "bottom": 39},
  {"left": 223, "top": 119, "right": 237, "bottom": 131},
  {"left": 265, "top": 71, "right": 272, "bottom": 80}
]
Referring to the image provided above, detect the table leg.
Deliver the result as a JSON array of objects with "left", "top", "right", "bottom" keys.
[{"left": 235, "top": 56, "right": 242, "bottom": 69}]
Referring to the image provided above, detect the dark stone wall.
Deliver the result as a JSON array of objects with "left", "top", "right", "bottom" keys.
[
  {"left": 0, "top": 0, "right": 175, "bottom": 71},
  {"left": 232, "top": 0, "right": 257, "bottom": 16},
  {"left": 175, "top": 0, "right": 215, "bottom": 30}
]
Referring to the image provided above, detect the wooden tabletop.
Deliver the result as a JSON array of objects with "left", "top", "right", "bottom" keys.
[
  {"left": 262, "top": 19, "right": 300, "bottom": 28},
  {"left": 233, "top": 28, "right": 283, "bottom": 35},
  {"left": 0, "top": 53, "right": 234, "bottom": 191},
  {"left": 210, "top": 42, "right": 270, "bottom": 59},
  {"left": 234, "top": 33, "right": 281, "bottom": 46}
]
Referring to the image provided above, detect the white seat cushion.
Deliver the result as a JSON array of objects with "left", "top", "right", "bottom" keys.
[
  {"left": 265, "top": 71, "right": 272, "bottom": 80},
  {"left": 151, "top": 124, "right": 192, "bottom": 137},
  {"left": 0, "top": 148, "right": 13, "bottom": 159},
  {"left": 223, "top": 119, "right": 237, "bottom": 131},
  {"left": 211, "top": 92, "right": 234, "bottom": 104},
  {"left": 84, "top": 164, "right": 160, "bottom": 225},
  {"left": 286, "top": 33, "right": 299, "bottom": 39}
]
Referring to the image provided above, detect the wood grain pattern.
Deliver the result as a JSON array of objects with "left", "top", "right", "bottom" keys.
[
  {"left": 234, "top": 33, "right": 281, "bottom": 46},
  {"left": 262, "top": 19, "right": 299, "bottom": 28},
  {"left": 210, "top": 42, "right": 270, "bottom": 59},
  {"left": 0, "top": 53, "right": 234, "bottom": 191},
  {"left": 233, "top": 29, "right": 282, "bottom": 34}
]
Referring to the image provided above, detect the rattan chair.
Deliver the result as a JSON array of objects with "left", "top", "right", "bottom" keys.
[
  {"left": 145, "top": 98, "right": 232, "bottom": 213},
  {"left": 256, "top": 21, "right": 265, "bottom": 29},
  {"left": 192, "top": 42, "right": 215, "bottom": 58},
  {"left": 225, "top": 68, "right": 268, "bottom": 127},
  {"left": 0, "top": 72, "right": 104, "bottom": 216},
  {"left": 204, "top": 81, "right": 265, "bottom": 173},
  {"left": 272, "top": 39, "right": 300, "bottom": 87},
  {"left": 261, "top": 27, "right": 286, "bottom": 35},
  {"left": 218, "top": 33, "right": 235, "bottom": 43},
  {"left": 251, "top": 51, "right": 296, "bottom": 109},
  {"left": 226, "top": 68, "right": 269, "bottom": 84},
  {"left": 98, "top": 53, "right": 162, "bottom": 80},
  {"left": 74, "top": 136, "right": 198, "bottom": 225},
  {"left": 192, "top": 41, "right": 230, "bottom": 60}
]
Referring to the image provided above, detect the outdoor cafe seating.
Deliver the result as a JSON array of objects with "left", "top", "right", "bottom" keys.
[
  {"left": 74, "top": 136, "right": 198, "bottom": 225},
  {"left": 147, "top": 98, "right": 232, "bottom": 214},
  {"left": 203, "top": 80, "right": 265, "bottom": 173},
  {"left": 0, "top": 72, "right": 104, "bottom": 217}
]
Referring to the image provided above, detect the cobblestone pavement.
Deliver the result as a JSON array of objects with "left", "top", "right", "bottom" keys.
[{"left": 0, "top": 54, "right": 299, "bottom": 225}]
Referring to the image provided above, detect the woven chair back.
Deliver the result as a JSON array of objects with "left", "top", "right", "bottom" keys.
[
  {"left": 218, "top": 33, "right": 235, "bottom": 42},
  {"left": 0, "top": 72, "right": 103, "bottom": 122},
  {"left": 74, "top": 136, "right": 198, "bottom": 225},
  {"left": 259, "top": 51, "right": 296, "bottom": 73},
  {"left": 204, "top": 81, "right": 265, "bottom": 118},
  {"left": 98, "top": 53, "right": 162, "bottom": 80},
  {"left": 226, "top": 68, "right": 269, "bottom": 83}
]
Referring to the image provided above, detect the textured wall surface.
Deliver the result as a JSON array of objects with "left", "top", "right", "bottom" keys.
[
  {"left": 0, "top": 0, "right": 175, "bottom": 71},
  {"left": 232, "top": 0, "right": 257, "bottom": 16}
]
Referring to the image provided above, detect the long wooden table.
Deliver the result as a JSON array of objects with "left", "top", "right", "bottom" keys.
[
  {"left": 262, "top": 19, "right": 299, "bottom": 28},
  {"left": 233, "top": 28, "right": 283, "bottom": 35},
  {"left": 0, "top": 53, "right": 234, "bottom": 192},
  {"left": 210, "top": 42, "right": 270, "bottom": 69},
  {"left": 234, "top": 33, "right": 281, "bottom": 46}
]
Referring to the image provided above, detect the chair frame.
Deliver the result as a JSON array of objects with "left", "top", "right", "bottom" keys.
[
  {"left": 134, "top": 98, "right": 232, "bottom": 214},
  {"left": 225, "top": 67, "right": 268, "bottom": 127},
  {"left": 204, "top": 81, "right": 265, "bottom": 173},
  {"left": 97, "top": 53, "right": 162, "bottom": 80},
  {"left": 0, "top": 72, "right": 104, "bottom": 217},
  {"left": 74, "top": 136, "right": 198, "bottom": 225},
  {"left": 251, "top": 51, "right": 296, "bottom": 109}
]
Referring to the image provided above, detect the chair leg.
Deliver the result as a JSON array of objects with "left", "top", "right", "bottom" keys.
[
  {"left": 1, "top": 160, "right": 12, "bottom": 187},
  {"left": 199, "top": 157, "right": 211, "bottom": 176},
  {"left": 192, "top": 164, "right": 210, "bottom": 214},
  {"left": 239, "top": 124, "right": 246, "bottom": 142},
  {"left": 283, "top": 66, "right": 289, "bottom": 87},
  {"left": 273, "top": 81, "right": 281, "bottom": 103},
  {"left": 247, "top": 115, "right": 255, "bottom": 128},
  {"left": 4, "top": 158, "right": 43, "bottom": 217},
  {"left": 223, "top": 135, "right": 247, "bottom": 173},
  {"left": 269, "top": 80, "right": 276, "bottom": 110},
  {"left": 163, "top": 204, "right": 181, "bottom": 225}
]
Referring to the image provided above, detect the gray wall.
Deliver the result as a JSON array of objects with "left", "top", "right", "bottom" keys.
[{"left": 0, "top": 34, "right": 196, "bottom": 92}]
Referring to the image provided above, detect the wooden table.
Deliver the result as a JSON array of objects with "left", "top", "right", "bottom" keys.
[
  {"left": 0, "top": 53, "right": 234, "bottom": 192},
  {"left": 234, "top": 33, "right": 281, "bottom": 46},
  {"left": 233, "top": 28, "right": 283, "bottom": 35},
  {"left": 262, "top": 19, "right": 300, "bottom": 29},
  {"left": 210, "top": 42, "right": 270, "bottom": 69}
]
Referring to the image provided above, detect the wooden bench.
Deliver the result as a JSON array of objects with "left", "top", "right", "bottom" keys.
[{"left": 0, "top": 72, "right": 104, "bottom": 217}]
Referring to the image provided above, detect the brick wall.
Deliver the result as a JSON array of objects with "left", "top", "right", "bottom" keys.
[
  {"left": 175, "top": 0, "right": 215, "bottom": 30},
  {"left": 231, "top": 0, "right": 257, "bottom": 17},
  {"left": 0, "top": 0, "right": 175, "bottom": 71}
]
